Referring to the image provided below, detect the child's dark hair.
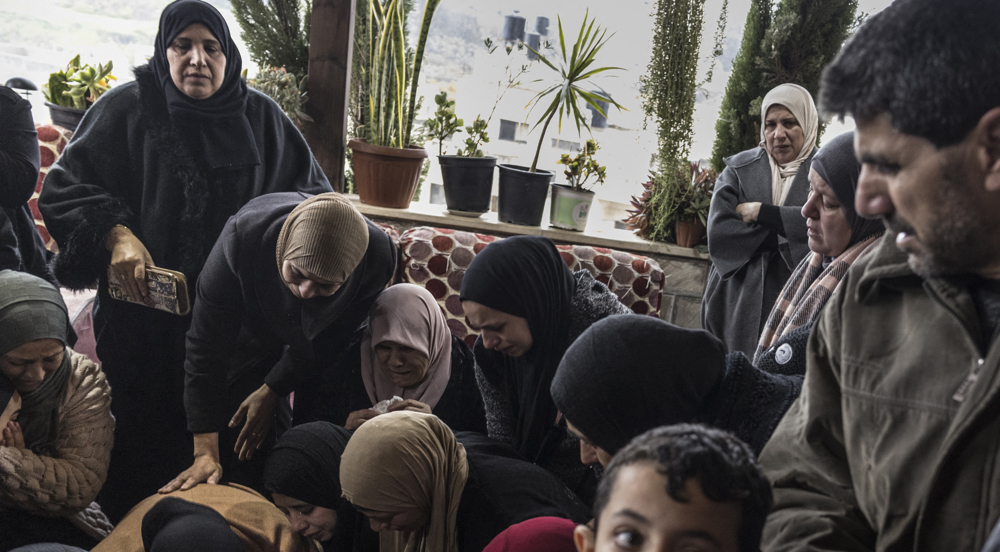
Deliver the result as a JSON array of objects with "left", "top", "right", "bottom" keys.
[{"left": 593, "top": 424, "right": 772, "bottom": 552}]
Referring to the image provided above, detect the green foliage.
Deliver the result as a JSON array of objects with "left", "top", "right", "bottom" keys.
[
  {"left": 247, "top": 66, "right": 314, "bottom": 128},
  {"left": 424, "top": 91, "right": 463, "bottom": 156},
  {"left": 44, "top": 55, "right": 117, "bottom": 110},
  {"left": 524, "top": 11, "right": 624, "bottom": 172},
  {"left": 557, "top": 139, "right": 606, "bottom": 192},
  {"left": 360, "top": 0, "right": 441, "bottom": 149},
  {"left": 640, "top": 0, "right": 706, "bottom": 243},
  {"left": 231, "top": 0, "right": 312, "bottom": 78},
  {"left": 625, "top": 163, "right": 716, "bottom": 242},
  {"left": 758, "top": 0, "right": 857, "bottom": 138},
  {"left": 709, "top": 0, "right": 771, "bottom": 172},
  {"left": 457, "top": 116, "right": 489, "bottom": 158},
  {"left": 710, "top": 0, "right": 857, "bottom": 169}
]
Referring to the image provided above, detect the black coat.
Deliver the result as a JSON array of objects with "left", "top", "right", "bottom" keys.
[
  {"left": 454, "top": 432, "right": 592, "bottom": 552},
  {"left": 0, "top": 86, "right": 52, "bottom": 284},
  {"left": 316, "top": 329, "right": 487, "bottom": 433},
  {"left": 37, "top": 65, "right": 332, "bottom": 521},
  {"left": 184, "top": 192, "right": 397, "bottom": 433}
]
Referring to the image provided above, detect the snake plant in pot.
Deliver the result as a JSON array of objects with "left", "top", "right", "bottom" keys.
[
  {"left": 348, "top": 0, "right": 440, "bottom": 208},
  {"left": 497, "top": 10, "right": 623, "bottom": 226}
]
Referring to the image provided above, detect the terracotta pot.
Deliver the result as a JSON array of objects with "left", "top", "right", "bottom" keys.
[
  {"left": 675, "top": 219, "right": 706, "bottom": 248},
  {"left": 348, "top": 138, "right": 429, "bottom": 208}
]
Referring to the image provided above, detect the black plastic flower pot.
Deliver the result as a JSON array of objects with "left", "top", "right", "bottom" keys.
[
  {"left": 497, "top": 164, "right": 554, "bottom": 226},
  {"left": 439, "top": 155, "right": 497, "bottom": 214},
  {"left": 45, "top": 102, "right": 86, "bottom": 132}
]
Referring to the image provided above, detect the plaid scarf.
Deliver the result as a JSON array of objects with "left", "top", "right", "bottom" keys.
[{"left": 753, "top": 232, "right": 883, "bottom": 363}]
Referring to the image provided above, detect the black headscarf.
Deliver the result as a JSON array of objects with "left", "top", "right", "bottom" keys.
[
  {"left": 141, "top": 498, "right": 244, "bottom": 552},
  {"left": 459, "top": 236, "right": 576, "bottom": 462},
  {"left": 149, "top": 0, "right": 260, "bottom": 170},
  {"left": 263, "top": 421, "right": 352, "bottom": 510},
  {"left": 811, "top": 131, "right": 884, "bottom": 247},
  {"left": 551, "top": 315, "right": 727, "bottom": 455},
  {"left": 0, "top": 270, "right": 72, "bottom": 455},
  {"left": 0, "top": 375, "right": 14, "bottom": 416}
]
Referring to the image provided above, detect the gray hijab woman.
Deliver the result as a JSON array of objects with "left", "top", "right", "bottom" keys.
[
  {"left": 701, "top": 83, "right": 819, "bottom": 356},
  {"left": 0, "top": 270, "right": 114, "bottom": 551}
]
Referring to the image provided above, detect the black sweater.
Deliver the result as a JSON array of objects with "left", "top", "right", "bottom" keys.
[{"left": 183, "top": 192, "right": 397, "bottom": 433}]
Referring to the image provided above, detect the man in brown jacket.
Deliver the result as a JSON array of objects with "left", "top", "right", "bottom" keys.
[{"left": 759, "top": 0, "right": 1000, "bottom": 551}]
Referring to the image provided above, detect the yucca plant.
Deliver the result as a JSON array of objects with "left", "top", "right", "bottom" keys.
[
  {"left": 524, "top": 10, "right": 624, "bottom": 172},
  {"left": 362, "top": 0, "right": 440, "bottom": 149}
]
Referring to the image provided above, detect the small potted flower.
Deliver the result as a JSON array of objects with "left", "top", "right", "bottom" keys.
[
  {"left": 425, "top": 92, "right": 497, "bottom": 215},
  {"left": 43, "top": 55, "right": 116, "bottom": 131},
  {"left": 550, "top": 139, "right": 605, "bottom": 231}
]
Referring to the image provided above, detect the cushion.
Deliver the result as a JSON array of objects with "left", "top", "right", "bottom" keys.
[
  {"left": 398, "top": 226, "right": 664, "bottom": 347},
  {"left": 33, "top": 124, "right": 73, "bottom": 253}
]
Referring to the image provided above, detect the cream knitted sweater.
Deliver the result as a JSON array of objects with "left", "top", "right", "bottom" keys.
[{"left": 0, "top": 349, "right": 115, "bottom": 536}]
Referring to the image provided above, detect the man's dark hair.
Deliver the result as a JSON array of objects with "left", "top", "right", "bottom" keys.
[
  {"left": 821, "top": 0, "right": 1000, "bottom": 148},
  {"left": 593, "top": 424, "right": 772, "bottom": 552}
]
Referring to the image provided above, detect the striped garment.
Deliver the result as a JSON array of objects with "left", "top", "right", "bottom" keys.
[{"left": 753, "top": 232, "right": 883, "bottom": 364}]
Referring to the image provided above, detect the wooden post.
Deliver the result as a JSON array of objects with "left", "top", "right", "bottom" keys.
[{"left": 305, "top": 0, "right": 356, "bottom": 193}]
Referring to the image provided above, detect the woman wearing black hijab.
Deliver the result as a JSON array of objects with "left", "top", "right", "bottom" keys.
[
  {"left": 551, "top": 315, "right": 802, "bottom": 461},
  {"left": 263, "top": 422, "right": 379, "bottom": 551},
  {"left": 752, "top": 131, "right": 884, "bottom": 375},
  {"left": 459, "top": 236, "right": 630, "bottom": 505},
  {"left": 38, "top": 0, "right": 332, "bottom": 521}
]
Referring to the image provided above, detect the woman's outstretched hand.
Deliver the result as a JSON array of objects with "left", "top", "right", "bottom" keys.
[
  {"left": 159, "top": 433, "right": 223, "bottom": 493},
  {"left": 106, "top": 225, "right": 155, "bottom": 303},
  {"left": 345, "top": 409, "right": 381, "bottom": 430},
  {"left": 229, "top": 384, "right": 276, "bottom": 461},
  {"left": 387, "top": 399, "right": 432, "bottom": 415}
]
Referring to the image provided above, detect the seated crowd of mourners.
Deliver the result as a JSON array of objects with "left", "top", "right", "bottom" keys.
[{"left": 4, "top": 0, "right": 1000, "bottom": 550}]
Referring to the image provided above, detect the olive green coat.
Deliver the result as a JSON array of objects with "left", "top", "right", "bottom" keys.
[{"left": 761, "top": 233, "right": 1000, "bottom": 552}]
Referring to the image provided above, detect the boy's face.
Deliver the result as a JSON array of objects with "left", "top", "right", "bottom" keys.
[{"left": 575, "top": 461, "right": 742, "bottom": 552}]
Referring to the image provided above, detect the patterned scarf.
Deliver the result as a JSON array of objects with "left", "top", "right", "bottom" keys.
[{"left": 753, "top": 232, "right": 882, "bottom": 363}]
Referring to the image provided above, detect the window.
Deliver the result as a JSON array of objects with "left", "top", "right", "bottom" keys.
[{"left": 498, "top": 119, "right": 529, "bottom": 143}]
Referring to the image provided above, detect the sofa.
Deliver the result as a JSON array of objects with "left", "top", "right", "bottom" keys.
[{"left": 33, "top": 124, "right": 666, "bottom": 354}]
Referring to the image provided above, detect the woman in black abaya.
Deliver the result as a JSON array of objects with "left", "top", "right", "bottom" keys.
[{"left": 38, "top": 0, "right": 332, "bottom": 521}]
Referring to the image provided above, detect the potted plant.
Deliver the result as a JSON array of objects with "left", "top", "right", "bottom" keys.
[
  {"left": 674, "top": 162, "right": 715, "bottom": 247},
  {"left": 425, "top": 91, "right": 494, "bottom": 215},
  {"left": 498, "top": 11, "right": 623, "bottom": 226},
  {"left": 550, "top": 139, "right": 605, "bottom": 231},
  {"left": 624, "top": 162, "right": 715, "bottom": 247},
  {"left": 348, "top": 0, "right": 440, "bottom": 209},
  {"left": 43, "top": 55, "right": 116, "bottom": 132}
]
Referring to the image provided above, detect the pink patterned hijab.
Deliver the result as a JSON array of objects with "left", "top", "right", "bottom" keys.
[{"left": 361, "top": 284, "right": 452, "bottom": 409}]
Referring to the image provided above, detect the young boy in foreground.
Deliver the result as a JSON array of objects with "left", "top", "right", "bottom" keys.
[{"left": 575, "top": 424, "right": 772, "bottom": 552}]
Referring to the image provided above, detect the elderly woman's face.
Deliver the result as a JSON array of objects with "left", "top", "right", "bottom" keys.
[
  {"left": 375, "top": 341, "right": 430, "bottom": 388},
  {"left": 167, "top": 23, "right": 226, "bottom": 100},
  {"left": 802, "top": 169, "right": 852, "bottom": 257},
  {"left": 0, "top": 339, "right": 64, "bottom": 394},
  {"left": 272, "top": 493, "right": 339, "bottom": 542},
  {"left": 764, "top": 105, "right": 805, "bottom": 164}
]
